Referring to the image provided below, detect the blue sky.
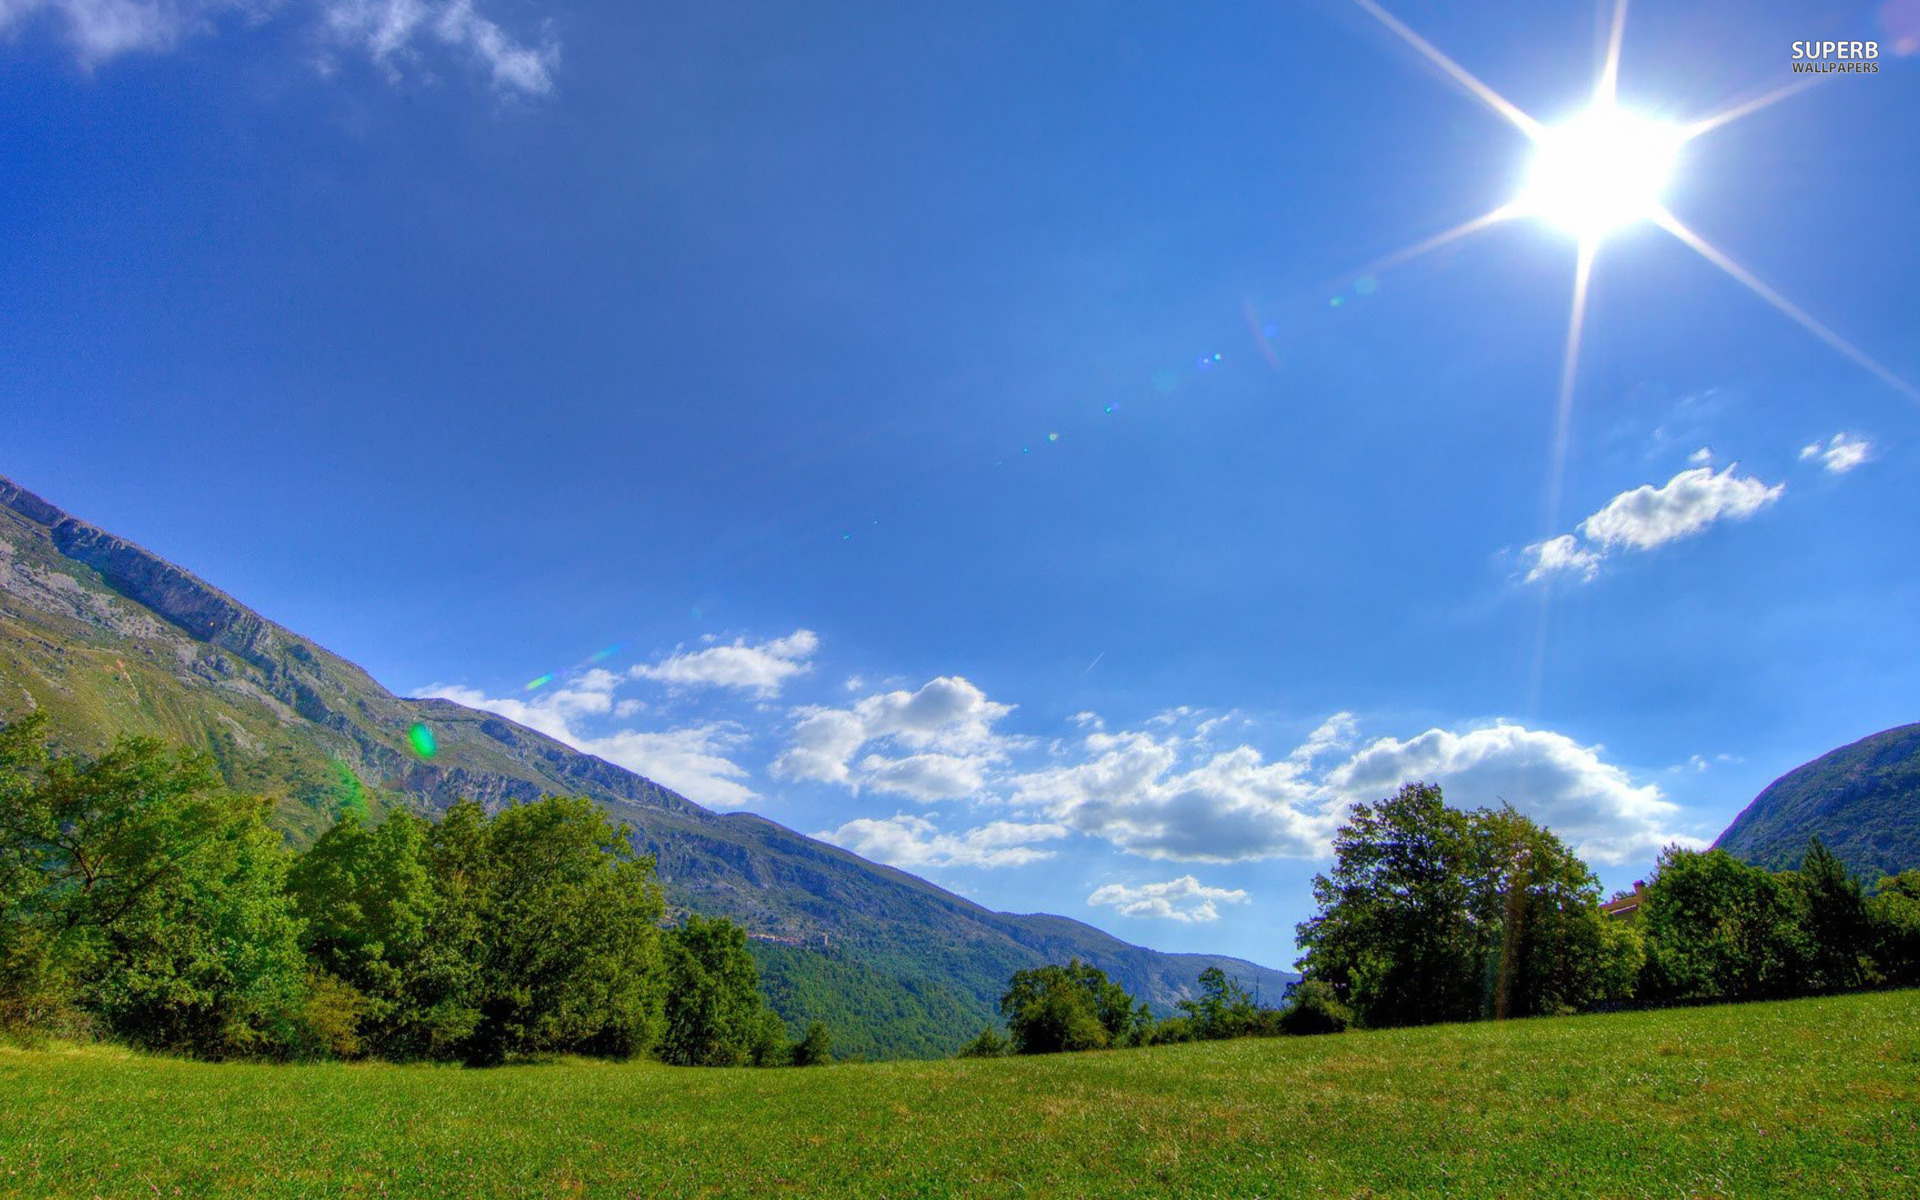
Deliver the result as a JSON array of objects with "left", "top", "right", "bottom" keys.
[{"left": 5, "top": 0, "right": 1917, "bottom": 968}]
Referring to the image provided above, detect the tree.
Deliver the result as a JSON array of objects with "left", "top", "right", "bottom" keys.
[
  {"left": 1639, "top": 848, "right": 1809, "bottom": 1003},
  {"left": 1868, "top": 870, "right": 1920, "bottom": 986},
  {"left": 1294, "top": 783, "right": 1480, "bottom": 1027},
  {"left": 285, "top": 809, "right": 438, "bottom": 1057},
  {"left": 955, "top": 1025, "right": 1009, "bottom": 1057},
  {"left": 659, "top": 915, "right": 774, "bottom": 1066},
  {"left": 791, "top": 1020, "right": 833, "bottom": 1066},
  {"left": 1178, "top": 966, "right": 1259, "bottom": 1040},
  {"left": 1295, "top": 784, "right": 1627, "bottom": 1028},
  {"left": 426, "top": 797, "right": 667, "bottom": 1066},
  {"left": 998, "top": 959, "right": 1139, "bottom": 1054},
  {"left": 1792, "top": 837, "right": 1871, "bottom": 991},
  {"left": 1277, "top": 979, "right": 1352, "bottom": 1035},
  {"left": 0, "top": 715, "right": 308, "bottom": 1056}
]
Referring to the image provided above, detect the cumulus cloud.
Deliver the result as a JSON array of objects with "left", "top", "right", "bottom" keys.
[
  {"left": 858, "top": 753, "right": 987, "bottom": 803},
  {"left": 1087, "top": 875, "right": 1250, "bottom": 923},
  {"left": 1579, "top": 464, "right": 1783, "bottom": 551},
  {"left": 1011, "top": 730, "right": 1330, "bottom": 862},
  {"left": 772, "top": 675, "right": 1014, "bottom": 795},
  {"left": 415, "top": 678, "right": 759, "bottom": 810},
  {"left": 814, "top": 813, "right": 1069, "bottom": 870},
  {"left": 0, "top": 0, "right": 557, "bottom": 93},
  {"left": 1799, "top": 432, "right": 1872, "bottom": 474},
  {"left": 1523, "top": 464, "right": 1783, "bottom": 584},
  {"left": 630, "top": 630, "right": 818, "bottom": 698},
  {"left": 1523, "top": 534, "right": 1602, "bottom": 583},
  {"left": 1324, "top": 722, "right": 1699, "bottom": 865}
]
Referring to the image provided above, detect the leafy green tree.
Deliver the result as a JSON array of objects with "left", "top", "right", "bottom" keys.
[
  {"left": 1472, "top": 807, "right": 1633, "bottom": 1017},
  {"left": 1178, "top": 966, "right": 1259, "bottom": 1040},
  {"left": 955, "top": 1025, "right": 1009, "bottom": 1057},
  {"left": 0, "top": 715, "right": 307, "bottom": 1056},
  {"left": 1868, "top": 870, "right": 1920, "bottom": 986},
  {"left": 1295, "top": 785, "right": 1629, "bottom": 1028},
  {"left": 1792, "top": 837, "right": 1871, "bottom": 991},
  {"left": 285, "top": 809, "right": 438, "bottom": 1056},
  {"left": 998, "top": 959, "right": 1139, "bottom": 1054},
  {"left": 426, "top": 797, "right": 667, "bottom": 1066},
  {"left": 659, "top": 915, "right": 774, "bottom": 1066},
  {"left": 1639, "top": 848, "right": 1810, "bottom": 1002},
  {"left": 790, "top": 1019, "right": 833, "bottom": 1066},
  {"left": 1294, "top": 783, "right": 1480, "bottom": 1027},
  {"left": 1277, "top": 979, "right": 1353, "bottom": 1035}
]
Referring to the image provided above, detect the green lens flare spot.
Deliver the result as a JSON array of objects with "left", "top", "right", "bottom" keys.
[{"left": 407, "top": 722, "right": 438, "bottom": 759}]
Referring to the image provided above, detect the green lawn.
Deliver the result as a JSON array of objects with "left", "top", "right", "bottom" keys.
[{"left": 3, "top": 990, "right": 1917, "bottom": 1199}]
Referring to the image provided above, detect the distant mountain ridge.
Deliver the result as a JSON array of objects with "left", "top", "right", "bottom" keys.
[
  {"left": 0, "top": 474, "right": 1293, "bottom": 1055},
  {"left": 1714, "top": 722, "right": 1920, "bottom": 880}
]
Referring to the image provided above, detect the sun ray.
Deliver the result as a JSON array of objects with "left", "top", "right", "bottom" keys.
[
  {"left": 1543, "top": 238, "right": 1598, "bottom": 534},
  {"left": 1681, "top": 77, "right": 1823, "bottom": 142},
  {"left": 1355, "top": 201, "right": 1526, "bottom": 278},
  {"left": 1652, "top": 208, "right": 1920, "bottom": 404},
  {"left": 1595, "top": 0, "right": 1630, "bottom": 106},
  {"left": 1353, "top": 0, "right": 1544, "bottom": 139}
]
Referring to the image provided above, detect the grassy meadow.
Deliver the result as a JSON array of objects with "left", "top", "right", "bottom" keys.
[{"left": 3, "top": 989, "right": 1917, "bottom": 1199}]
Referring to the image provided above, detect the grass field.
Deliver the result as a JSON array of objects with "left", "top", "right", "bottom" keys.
[{"left": 3, "top": 990, "right": 1917, "bottom": 1199}]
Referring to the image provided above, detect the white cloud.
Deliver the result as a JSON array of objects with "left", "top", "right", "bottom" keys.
[
  {"left": 1687, "top": 447, "right": 1713, "bottom": 465},
  {"left": 772, "top": 675, "right": 1015, "bottom": 791},
  {"left": 1087, "top": 875, "right": 1249, "bottom": 923},
  {"left": 630, "top": 629, "right": 818, "bottom": 698},
  {"left": 858, "top": 753, "right": 986, "bottom": 802},
  {"left": 0, "top": 0, "right": 556, "bottom": 93},
  {"left": 1011, "top": 730, "right": 1331, "bottom": 863},
  {"left": 1523, "top": 534, "right": 1601, "bottom": 583},
  {"left": 1323, "top": 723, "right": 1700, "bottom": 865},
  {"left": 1799, "top": 432, "right": 1872, "bottom": 475},
  {"left": 1522, "top": 464, "right": 1783, "bottom": 584},
  {"left": 814, "top": 813, "right": 1068, "bottom": 870},
  {"left": 1579, "top": 464, "right": 1782, "bottom": 551},
  {"left": 415, "top": 679, "right": 760, "bottom": 810},
  {"left": 581, "top": 723, "right": 757, "bottom": 811}
]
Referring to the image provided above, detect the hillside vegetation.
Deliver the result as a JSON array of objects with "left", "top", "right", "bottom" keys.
[
  {"left": 1716, "top": 722, "right": 1920, "bottom": 879},
  {"left": 0, "top": 475, "right": 1290, "bottom": 1057},
  {"left": 2, "top": 989, "right": 1916, "bottom": 1198}
]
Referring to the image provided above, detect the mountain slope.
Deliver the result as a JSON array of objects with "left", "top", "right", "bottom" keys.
[
  {"left": 1714, "top": 722, "right": 1920, "bottom": 880},
  {"left": 0, "top": 475, "right": 1293, "bottom": 1054}
]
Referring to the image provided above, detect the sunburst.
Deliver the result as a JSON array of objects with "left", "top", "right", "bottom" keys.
[
  {"left": 1353, "top": 0, "right": 1917, "bottom": 511},
  {"left": 1351, "top": 0, "right": 1914, "bottom": 714}
]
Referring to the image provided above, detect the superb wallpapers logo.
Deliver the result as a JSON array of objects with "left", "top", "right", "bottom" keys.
[{"left": 1792, "top": 40, "right": 1881, "bottom": 72}]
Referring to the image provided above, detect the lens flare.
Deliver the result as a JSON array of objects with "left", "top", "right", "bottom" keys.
[{"left": 407, "top": 722, "right": 437, "bottom": 759}]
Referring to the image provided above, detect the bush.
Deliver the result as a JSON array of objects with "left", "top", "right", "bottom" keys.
[
  {"left": 791, "top": 1020, "right": 833, "bottom": 1066},
  {"left": 956, "top": 1026, "right": 1008, "bottom": 1058},
  {"left": 1279, "top": 980, "right": 1352, "bottom": 1035}
]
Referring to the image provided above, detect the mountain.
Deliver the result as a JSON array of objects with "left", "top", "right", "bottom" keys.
[
  {"left": 0, "top": 475, "right": 1293, "bottom": 1056},
  {"left": 1714, "top": 722, "right": 1920, "bottom": 881}
]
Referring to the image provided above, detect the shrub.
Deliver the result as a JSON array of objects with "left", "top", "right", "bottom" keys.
[{"left": 1279, "top": 980, "right": 1352, "bottom": 1035}]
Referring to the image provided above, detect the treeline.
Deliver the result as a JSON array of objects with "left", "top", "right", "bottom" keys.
[
  {"left": 0, "top": 715, "right": 832, "bottom": 1066},
  {"left": 1294, "top": 782, "right": 1920, "bottom": 1029},
  {"left": 967, "top": 780, "right": 1920, "bottom": 1058},
  {"left": 959, "top": 960, "right": 1350, "bottom": 1058}
]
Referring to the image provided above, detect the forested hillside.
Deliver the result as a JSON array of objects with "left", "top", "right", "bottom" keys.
[{"left": 0, "top": 476, "right": 1289, "bottom": 1056}]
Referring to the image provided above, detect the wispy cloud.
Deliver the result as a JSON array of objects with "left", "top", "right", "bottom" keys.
[
  {"left": 1799, "top": 431, "right": 1872, "bottom": 475},
  {"left": 0, "top": 0, "right": 557, "bottom": 94}
]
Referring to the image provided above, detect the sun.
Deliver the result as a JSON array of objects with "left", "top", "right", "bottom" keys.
[{"left": 1518, "top": 105, "right": 1683, "bottom": 240}]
